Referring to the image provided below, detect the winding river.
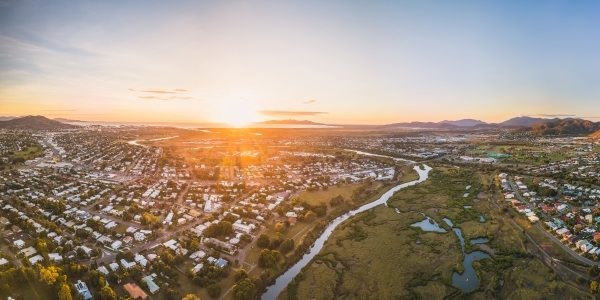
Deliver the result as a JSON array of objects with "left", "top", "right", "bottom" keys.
[
  {"left": 344, "top": 149, "right": 416, "bottom": 163},
  {"left": 127, "top": 136, "right": 179, "bottom": 147},
  {"left": 261, "top": 165, "right": 432, "bottom": 299}
]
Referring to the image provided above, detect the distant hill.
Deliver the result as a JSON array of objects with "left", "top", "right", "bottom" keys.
[
  {"left": 590, "top": 130, "right": 600, "bottom": 138},
  {"left": 499, "top": 116, "right": 579, "bottom": 127},
  {"left": 0, "top": 115, "right": 79, "bottom": 130},
  {"left": 379, "top": 122, "right": 459, "bottom": 129},
  {"left": 378, "top": 116, "right": 585, "bottom": 130},
  {"left": 0, "top": 116, "right": 17, "bottom": 121},
  {"left": 516, "top": 119, "right": 600, "bottom": 135},
  {"left": 54, "top": 118, "right": 86, "bottom": 123},
  {"left": 440, "top": 119, "right": 487, "bottom": 127},
  {"left": 253, "top": 119, "right": 325, "bottom": 125}
]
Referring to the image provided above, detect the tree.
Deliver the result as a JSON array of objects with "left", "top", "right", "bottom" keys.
[
  {"left": 274, "top": 222, "right": 286, "bottom": 233},
  {"left": 589, "top": 265, "right": 600, "bottom": 278},
  {"left": 57, "top": 284, "right": 72, "bottom": 300},
  {"left": 269, "top": 232, "right": 283, "bottom": 250},
  {"left": 234, "top": 269, "right": 249, "bottom": 282},
  {"left": 220, "top": 221, "right": 233, "bottom": 235},
  {"left": 258, "top": 249, "right": 280, "bottom": 268},
  {"left": 280, "top": 238, "right": 294, "bottom": 254},
  {"left": 181, "top": 294, "right": 201, "bottom": 300},
  {"left": 207, "top": 284, "right": 221, "bottom": 298},
  {"left": 232, "top": 278, "right": 254, "bottom": 300},
  {"left": 257, "top": 234, "right": 270, "bottom": 248},
  {"left": 164, "top": 288, "right": 177, "bottom": 300},
  {"left": 39, "top": 266, "right": 60, "bottom": 286},
  {"left": 591, "top": 281, "right": 599, "bottom": 293},
  {"left": 304, "top": 211, "right": 317, "bottom": 222},
  {"left": 97, "top": 286, "right": 118, "bottom": 300}
]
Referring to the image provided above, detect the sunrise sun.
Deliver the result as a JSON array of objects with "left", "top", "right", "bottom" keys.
[{"left": 216, "top": 98, "right": 260, "bottom": 127}]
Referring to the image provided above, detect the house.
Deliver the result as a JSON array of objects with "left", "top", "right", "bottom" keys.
[
  {"left": 53, "top": 235, "right": 63, "bottom": 245},
  {"left": 13, "top": 239, "right": 25, "bottom": 249},
  {"left": 120, "top": 259, "right": 136, "bottom": 269},
  {"left": 0, "top": 258, "right": 8, "bottom": 266},
  {"left": 124, "top": 283, "right": 147, "bottom": 300},
  {"left": 215, "top": 258, "right": 228, "bottom": 268},
  {"left": 19, "top": 246, "right": 37, "bottom": 257},
  {"left": 109, "top": 262, "right": 120, "bottom": 272},
  {"left": 141, "top": 275, "right": 160, "bottom": 294},
  {"left": 111, "top": 240, "right": 122, "bottom": 250},
  {"left": 75, "top": 280, "right": 93, "bottom": 300},
  {"left": 191, "top": 263, "right": 204, "bottom": 273},
  {"left": 582, "top": 243, "right": 595, "bottom": 253},
  {"left": 29, "top": 255, "right": 44, "bottom": 264},
  {"left": 48, "top": 253, "right": 63, "bottom": 262},
  {"left": 134, "top": 232, "right": 145, "bottom": 242},
  {"left": 97, "top": 266, "right": 109, "bottom": 276}
]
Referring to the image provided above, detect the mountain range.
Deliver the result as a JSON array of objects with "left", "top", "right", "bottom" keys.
[
  {"left": 380, "top": 116, "right": 584, "bottom": 129},
  {"left": 515, "top": 119, "right": 600, "bottom": 136},
  {"left": 1, "top": 115, "right": 599, "bottom": 136},
  {"left": 0, "top": 115, "right": 79, "bottom": 130}
]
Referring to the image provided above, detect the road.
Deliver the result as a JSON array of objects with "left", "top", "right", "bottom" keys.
[
  {"left": 0, "top": 244, "right": 22, "bottom": 267},
  {"left": 79, "top": 206, "right": 144, "bottom": 229},
  {"left": 88, "top": 218, "right": 206, "bottom": 265}
]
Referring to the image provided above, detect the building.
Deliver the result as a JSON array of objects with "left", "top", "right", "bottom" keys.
[
  {"left": 142, "top": 275, "right": 160, "bottom": 294},
  {"left": 75, "top": 280, "right": 93, "bottom": 300},
  {"left": 123, "top": 283, "right": 148, "bottom": 300}
]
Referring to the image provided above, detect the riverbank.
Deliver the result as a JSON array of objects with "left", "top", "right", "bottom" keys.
[{"left": 260, "top": 165, "right": 432, "bottom": 299}]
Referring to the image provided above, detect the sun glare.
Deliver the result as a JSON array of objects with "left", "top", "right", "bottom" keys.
[{"left": 216, "top": 98, "right": 260, "bottom": 127}]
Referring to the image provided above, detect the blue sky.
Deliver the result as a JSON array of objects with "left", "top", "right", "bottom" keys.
[{"left": 1, "top": 0, "right": 600, "bottom": 124}]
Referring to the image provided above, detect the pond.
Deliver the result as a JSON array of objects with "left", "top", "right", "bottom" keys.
[
  {"left": 411, "top": 215, "right": 447, "bottom": 233},
  {"left": 451, "top": 227, "right": 491, "bottom": 292},
  {"left": 470, "top": 237, "right": 489, "bottom": 245}
]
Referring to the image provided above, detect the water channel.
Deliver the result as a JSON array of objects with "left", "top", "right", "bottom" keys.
[
  {"left": 261, "top": 164, "right": 432, "bottom": 299},
  {"left": 344, "top": 149, "right": 416, "bottom": 163},
  {"left": 127, "top": 136, "right": 179, "bottom": 147}
]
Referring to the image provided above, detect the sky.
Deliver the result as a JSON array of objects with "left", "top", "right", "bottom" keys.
[{"left": 1, "top": 0, "right": 600, "bottom": 125}]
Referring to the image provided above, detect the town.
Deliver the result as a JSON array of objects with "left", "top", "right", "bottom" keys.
[{"left": 1, "top": 123, "right": 600, "bottom": 300}]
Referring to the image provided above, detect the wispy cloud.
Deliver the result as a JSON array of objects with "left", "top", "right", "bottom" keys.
[
  {"left": 302, "top": 99, "right": 317, "bottom": 104},
  {"left": 130, "top": 88, "right": 197, "bottom": 100},
  {"left": 129, "top": 88, "right": 180, "bottom": 94},
  {"left": 259, "top": 110, "right": 327, "bottom": 116},
  {"left": 138, "top": 95, "right": 169, "bottom": 100},
  {"left": 5, "top": 29, "right": 100, "bottom": 57},
  {"left": 43, "top": 109, "right": 78, "bottom": 112}
]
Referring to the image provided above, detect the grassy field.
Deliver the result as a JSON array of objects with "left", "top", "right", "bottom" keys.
[
  {"left": 467, "top": 145, "right": 571, "bottom": 166},
  {"left": 2, "top": 146, "right": 43, "bottom": 170},
  {"left": 299, "top": 184, "right": 368, "bottom": 206},
  {"left": 299, "top": 166, "right": 418, "bottom": 207},
  {"left": 278, "top": 166, "right": 594, "bottom": 299}
]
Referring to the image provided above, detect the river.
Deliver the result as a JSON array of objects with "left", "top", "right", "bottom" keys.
[
  {"left": 261, "top": 164, "right": 432, "bottom": 299},
  {"left": 344, "top": 149, "right": 416, "bottom": 163},
  {"left": 127, "top": 136, "right": 179, "bottom": 147}
]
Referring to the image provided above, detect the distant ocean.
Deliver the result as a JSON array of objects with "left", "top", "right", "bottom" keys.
[{"left": 65, "top": 121, "right": 341, "bottom": 129}]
